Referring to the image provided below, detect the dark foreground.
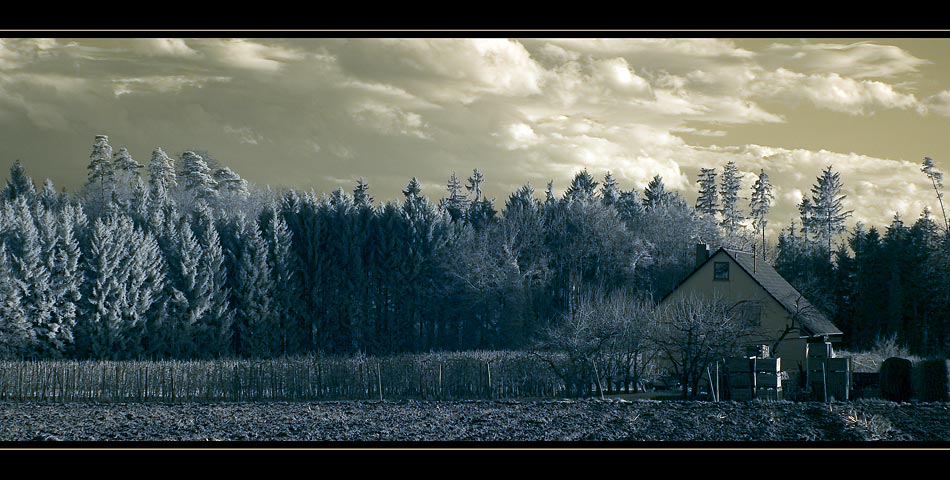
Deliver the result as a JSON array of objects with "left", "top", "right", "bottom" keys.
[{"left": 2, "top": 399, "right": 948, "bottom": 442}]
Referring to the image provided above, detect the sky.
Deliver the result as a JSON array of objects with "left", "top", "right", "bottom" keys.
[{"left": 1, "top": 36, "right": 950, "bottom": 239}]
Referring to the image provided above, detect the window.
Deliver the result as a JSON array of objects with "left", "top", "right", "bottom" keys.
[
  {"left": 713, "top": 262, "right": 730, "bottom": 281},
  {"left": 735, "top": 301, "right": 763, "bottom": 326}
]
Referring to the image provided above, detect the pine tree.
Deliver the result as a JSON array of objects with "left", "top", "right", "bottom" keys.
[
  {"left": 213, "top": 166, "right": 249, "bottom": 198},
  {"left": 77, "top": 213, "right": 164, "bottom": 359},
  {"left": 810, "top": 166, "right": 853, "bottom": 258},
  {"left": 261, "top": 205, "right": 302, "bottom": 355},
  {"left": 37, "top": 179, "right": 60, "bottom": 211},
  {"left": 798, "top": 198, "right": 815, "bottom": 247},
  {"left": 0, "top": 243, "right": 34, "bottom": 358},
  {"left": 465, "top": 168, "right": 485, "bottom": 202},
  {"left": 443, "top": 172, "right": 468, "bottom": 222},
  {"left": 353, "top": 177, "right": 374, "bottom": 208},
  {"left": 921, "top": 157, "right": 949, "bottom": 233},
  {"left": 749, "top": 169, "right": 774, "bottom": 259},
  {"left": 3, "top": 160, "right": 36, "bottom": 203},
  {"left": 719, "top": 161, "right": 744, "bottom": 234},
  {"left": 192, "top": 201, "right": 233, "bottom": 357},
  {"left": 5, "top": 198, "right": 52, "bottom": 356},
  {"left": 564, "top": 169, "right": 598, "bottom": 204},
  {"left": 601, "top": 171, "right": 619, "bottom": 207},
  {"left": 695, "top": 167, "right": 718, "bottom": 217},
  {"left": 223, "top": 216, "right": 275, "bottom": 357},
  {"left": 45, "top": 204, "right": 84, "bottom": 356},
  {"left": 112, "top": 147, "right": 143, "bottom": 189},
  {"left": 643, "top": 175, "right": 668, "bottom": 209},
  {"left": 615, "top": 189, "right": 643, "bottom": 223},
  {"left": 179, "top": 151, "right": 218, "bottom": 205},
  {"left": 85, "top": 135, "right": 115, "bottom": 218},
  {"left": 148, "top": 148, "right": 177, "bottom": 206}
]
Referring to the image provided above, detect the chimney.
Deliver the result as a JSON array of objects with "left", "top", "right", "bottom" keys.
[{"left": 695, "top": 243, "right": 709, "bottom": 268}]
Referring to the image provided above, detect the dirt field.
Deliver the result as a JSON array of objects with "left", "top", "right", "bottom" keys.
[{"left": 2, "top": 399, "right": 949, "bottom": 443}]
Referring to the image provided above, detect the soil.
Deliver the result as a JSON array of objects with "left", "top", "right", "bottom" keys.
[{"left": 2, "top": 399, "right": 949, "bottom": 443}]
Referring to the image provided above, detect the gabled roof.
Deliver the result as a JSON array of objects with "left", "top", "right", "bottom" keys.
[{"left": 662, "top": 247, "right": 842, "bottom": 338}]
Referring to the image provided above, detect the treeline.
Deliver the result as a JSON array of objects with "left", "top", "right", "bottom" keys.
[
  {"left": 6, "top": 134, "right": 947, "bottom": 361},
  {"left": 0, "top": 135, "right": 737, "bottom": 360}
]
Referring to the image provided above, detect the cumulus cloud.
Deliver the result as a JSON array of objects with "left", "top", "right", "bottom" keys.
[{"left": 751, "top": 69, "right": 919, "bottom": 114}]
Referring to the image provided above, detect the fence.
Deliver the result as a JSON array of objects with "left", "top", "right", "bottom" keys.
[{"left": 0, "top": 352, "right": 566, "bottom": 403}]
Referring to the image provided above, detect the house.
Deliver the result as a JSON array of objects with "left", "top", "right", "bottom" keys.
[{"left": 658, "top": 244, "right": 843, "bottom": 371}]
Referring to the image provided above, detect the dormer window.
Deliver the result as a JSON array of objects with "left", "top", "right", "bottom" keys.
[{"left": 714, "top": 262, "right": 730, "bottom": 281}]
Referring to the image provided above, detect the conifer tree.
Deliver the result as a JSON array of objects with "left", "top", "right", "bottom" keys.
[
  {"left": 695, "top": 167, "right": 718, "bottom": 217},
  {"left": 643, "top": 175, "right": 668, "bottom": 209},
  {"left": 921, "top": 157, "right": 949, "bottom": 233},
  {"left": 719, "top": 161, "right": 743, "bottom": 234},
  {"left": 85, "top": 135, "right": 115, "bottom": 218},
  {"left": 179, "top": 151, "right": 218, "bottom": 205},
  {"left": 564, "top": 169, "right": 598, "bottom": 204},
  {"left": 601, "top": 171, "right": 619, "bottom": 207},
  {"left": 443, "top": 172, "right": 468, "bottom": 222},
  {"left": 3, "top": 160, "right": 36, "bottom": 203},
  {"left": 749, "top": 169, "right": 774, "bottom": 259},
  {"left": 810, "top": 166, "right": 853, "bottom": 258},
  {"left": 0, "top": 243, "right": 34, "bottom": 358}
]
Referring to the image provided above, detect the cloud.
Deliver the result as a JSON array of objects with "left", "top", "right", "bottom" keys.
[
  {"left": 199, "top": 39, "right": 305, "bottom": 72},
  {"left": 127, "top": 38, "right": 200, "bottom": 58},
  {"left": 349, "top": 101, "right": 431, "bottom": 139},
  {"left": 112, "top": 75, "right": 231, "bottom": 96},
  {"left": 751, "top": 69, "right": 918, "bottom": 114},
  {"left": 920, "top": 90, "right": 950, "bottom": 116},
  {"left": 223, "top": 125, "right": 265, "bottom": 145},
  {"left": 764, "top": 41, "right": 929, "bottom": 79}
]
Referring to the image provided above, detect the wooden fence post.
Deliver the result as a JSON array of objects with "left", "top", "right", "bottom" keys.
[
  {"left": 376, "top": 362, "right": 383, "bottom": 401},
  {"left": 486, "top": 361, "right": 492, "bottom": 399}
]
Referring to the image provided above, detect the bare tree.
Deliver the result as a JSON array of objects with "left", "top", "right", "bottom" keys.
[
  {"left": 532, "top": 288, "right": 654, "bottom": 398},
  {"left": 650, "top": 293, "right": 758, "bottom": 399}
]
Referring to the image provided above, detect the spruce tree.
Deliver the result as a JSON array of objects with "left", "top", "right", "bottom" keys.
[
  {"left": 0, "top": 243, "right": 34, "bottom": 358},
  {"left": 719, "top": 161, "right": 743, "bottom": 234},
  {"left": 3, "top": 160, "right": 36, "bottom": 203},
  {"left": 810, "top": 166, "right": 853, "bottom": 258},
  {"left": 85, "top": 135, "right": 115, "bottom": 218},
  {"left": 695, "top": 167, "right": 718, "bottom": 217},
  {"left": 443, "top": 172, "right": 468, "bottom": 222},
  {"left": 564, "top": 169, "right": 598, "bottom": 204},
  {"left": 601, "top": 171, "right": 619, "bottom": 207},
  {"left": 749, "top": 169, "right": 774, "bottom": 259},
  {"left": 192, "top": 201, "right": 233, "bottom": 357},
  {"left": 643, "top": 175, "right": 668, "bottom": 209}
]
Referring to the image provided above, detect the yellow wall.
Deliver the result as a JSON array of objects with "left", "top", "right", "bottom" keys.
[{"left": 662, "top": 250, "right": 808, "bottom": 371}]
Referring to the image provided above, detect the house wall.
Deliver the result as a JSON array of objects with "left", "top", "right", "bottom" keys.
[{"left": 661, "top": 250, "right": 808, "bottom": 371}]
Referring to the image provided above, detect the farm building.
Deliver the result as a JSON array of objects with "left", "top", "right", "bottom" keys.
[{"left": 659, "top": 244, "right": 843, "bottom": 371}]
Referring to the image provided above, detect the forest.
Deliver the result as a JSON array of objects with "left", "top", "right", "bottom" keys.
[{"left": 0, "top": 134, "right": 947, "bottom": 361}]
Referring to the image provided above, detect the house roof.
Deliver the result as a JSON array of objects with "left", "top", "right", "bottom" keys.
[{"left": 663, "top": 247, "right": 842, "bottom": 338}]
